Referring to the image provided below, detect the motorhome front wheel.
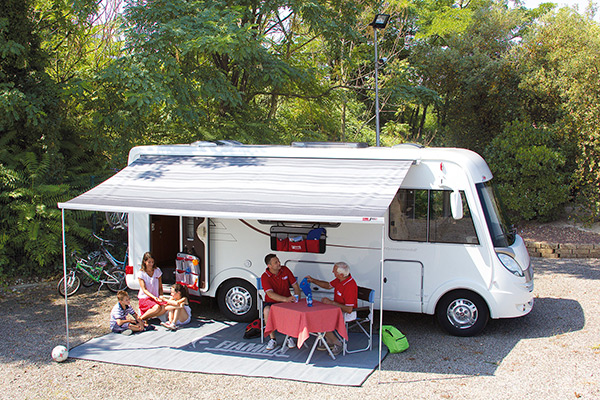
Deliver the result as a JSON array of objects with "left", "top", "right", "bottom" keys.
[
  {"left": 217, "top": 279, "right": 258, "bottom": 322},
  {"left": 436, "top": 290, "right": 489, "bottom": 337}
]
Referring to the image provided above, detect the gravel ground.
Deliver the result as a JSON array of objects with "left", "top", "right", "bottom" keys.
[
  {"left": 518, "top": 220, "right": 600, "bottom": 244},
  {"left": 1, "top": 257, "right": 599, "bottom": 400}
]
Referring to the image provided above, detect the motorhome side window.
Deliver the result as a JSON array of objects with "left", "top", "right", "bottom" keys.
[{"left": 389, "top": 189, "right": 479, "bottom": 244}]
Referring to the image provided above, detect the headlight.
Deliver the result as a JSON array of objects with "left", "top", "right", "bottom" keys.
[{"left": 497, "top": 253, "right": 524, "bottom": 277}]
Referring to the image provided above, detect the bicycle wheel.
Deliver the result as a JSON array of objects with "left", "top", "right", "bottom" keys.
[
  {"left": 58, "top": 274, "right": 81, "bottom": 297},
  {"left": 80, "top": 274, "right": 95, "bottom": 287},
  {"left": 106, "top": 268, "right": 127, "bottom": 293},
  {"left": 106, "top": 212, "right": 128, "bottom": 229},
  {"left": 119, "top": 213, "right": 128, "bottom": 228}
]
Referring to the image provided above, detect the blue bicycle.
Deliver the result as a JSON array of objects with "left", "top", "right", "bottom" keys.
[{"left": 82, "top": 233, "right": 128, "bottom": 288}]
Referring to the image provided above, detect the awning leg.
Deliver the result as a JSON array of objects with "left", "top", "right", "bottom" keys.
[{"left": 61, "top": 209, "right": 70, "bottom": 350}]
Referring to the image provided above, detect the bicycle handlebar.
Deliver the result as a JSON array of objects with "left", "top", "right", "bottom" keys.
[{"left": 92, "top": 232, "right": 125, "bottom": 247}]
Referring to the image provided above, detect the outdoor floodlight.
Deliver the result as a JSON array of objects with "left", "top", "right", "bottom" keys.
[
  {"left": 370, "top": 14, "right": 390, "bottom": 30},
  {"left": 370, "top": 13, "right": 390, "bottom": 146}
]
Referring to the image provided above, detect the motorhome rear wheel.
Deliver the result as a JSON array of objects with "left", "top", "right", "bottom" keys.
[{"left": 217, "top": 279, "right": 258, "bottom": 322}]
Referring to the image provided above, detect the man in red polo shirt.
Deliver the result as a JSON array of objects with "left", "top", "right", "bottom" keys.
[
  {"left": 306, "top": 261, "right": 358, "bottom": 355},
  {"left": 261, "top": 253, "right": 301, "bottom": 350}
]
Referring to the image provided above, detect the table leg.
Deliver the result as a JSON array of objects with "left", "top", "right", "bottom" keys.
[
  {"left": 278, "top": 335, "right": 290, "bottom": 356},
  {"left": 305, "top": 332, "right": 336, "bottom": 364}
]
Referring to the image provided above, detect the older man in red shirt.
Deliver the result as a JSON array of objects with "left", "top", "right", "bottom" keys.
[
  {"left": 261, "top": 253, "right": 301, "bottom": 350},
  {"left": 306, "top": 261, "right": 358, "bottom": 355}
]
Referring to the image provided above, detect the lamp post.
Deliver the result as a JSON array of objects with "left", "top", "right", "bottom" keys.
[{"left": 369, "top": 14, "right": 390, "bottom": 147}]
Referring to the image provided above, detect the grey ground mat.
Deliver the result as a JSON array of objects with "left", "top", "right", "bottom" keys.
[{"left": 69, "top": 319, "right": 386, "bottom": 386}]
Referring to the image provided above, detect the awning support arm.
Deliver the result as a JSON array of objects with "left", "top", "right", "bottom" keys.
[
  {"left": 61, "top": 209, "right": 70, "bottom": 350},
  {"left": 378, "top": 223, "right": 385, "bottom": 379}
]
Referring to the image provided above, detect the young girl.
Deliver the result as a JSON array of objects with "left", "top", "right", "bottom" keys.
[{"left": 160, "top": 283, "right": 191, "bottom": 330}]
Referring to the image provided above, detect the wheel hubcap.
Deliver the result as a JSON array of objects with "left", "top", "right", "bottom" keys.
[
  {"left": 447, "top": 298, "right": 478, "bottom": 329},
  {"left": 225, "top": 286, "right": 252, "bottom": 315}
]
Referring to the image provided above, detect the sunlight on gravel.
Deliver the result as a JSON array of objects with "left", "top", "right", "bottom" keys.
[{"left": 2, "top": 258, "right": 600, "bottom": 399}]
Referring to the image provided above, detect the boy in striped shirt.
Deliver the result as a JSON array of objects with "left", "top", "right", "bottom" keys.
[{"left": 110, "top": 290, "right": 145, "bottom": 335}]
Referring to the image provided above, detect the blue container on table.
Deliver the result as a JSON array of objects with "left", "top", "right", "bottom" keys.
[{"left": 300, "top": 277, "right": 313, "bottom": 307}]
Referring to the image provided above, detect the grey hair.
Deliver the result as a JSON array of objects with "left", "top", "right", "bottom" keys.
[{"left": 334, "top": 262, "right": 350, "bottom": 277}]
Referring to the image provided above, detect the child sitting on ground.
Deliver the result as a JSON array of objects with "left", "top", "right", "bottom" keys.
[
  {"left": 160, "top": 283, "right": 191, "bottom": 331},
  {"left": 110, "top": 290, "right": 145, "bottom": 335}
]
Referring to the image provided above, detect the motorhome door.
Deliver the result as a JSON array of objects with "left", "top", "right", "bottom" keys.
[
  {"left": 182, "top": 217, "right": 209, "bottom": 291},
  {"left": 150, "top": 215, "right": 179, "bottom": 284}
]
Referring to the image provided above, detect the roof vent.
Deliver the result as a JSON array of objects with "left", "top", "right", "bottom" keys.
[
  {"left": 393, "top": 143, "right": 425, "bottom": 149},
  {"left": 291, "top": 142, "right": 368, "bottom": 148},
  {"left": 213, "top": 140, "right": 244, "bottom": 146},
  {"left": 191, "top": 141, "right": 217, "bottom": 147}
]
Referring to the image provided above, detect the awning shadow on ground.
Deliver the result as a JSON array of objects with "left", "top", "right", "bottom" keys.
[{"left": 67, "top": 318, "right": 384, "bottom": 386}]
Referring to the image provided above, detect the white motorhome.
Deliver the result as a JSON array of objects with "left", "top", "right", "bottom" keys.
[{"left": 59, "top": 142, "right": 534, "bottom": 336}]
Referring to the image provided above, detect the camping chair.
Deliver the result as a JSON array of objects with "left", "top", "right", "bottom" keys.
[
  {"left": 256, "top": 276, "right": 298, "bottom": 344},
  {"left": 257, "top": 277, "right": 266, "bottom": 343},
  {"left": 342, "top": 286, "right": 375, "bottom": 355}
]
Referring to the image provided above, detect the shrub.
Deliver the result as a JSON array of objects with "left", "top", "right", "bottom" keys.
[{"left": 484, "top": 120, "right": 571, "bottom": 221}]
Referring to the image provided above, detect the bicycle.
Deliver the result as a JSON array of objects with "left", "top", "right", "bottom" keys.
[
  {"left": 105, "top": 212, "right": 128, "bottom": 229},
  {"left": 89, "top": 232, "right": 128, "bottom": 272},
  {"left": 57, "top": 251, "right": 127, "bottom": 296}
]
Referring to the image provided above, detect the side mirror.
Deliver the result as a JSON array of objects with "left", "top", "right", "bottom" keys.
[{"left": 451, "top": 190, "right": 463, "bottom": 220}]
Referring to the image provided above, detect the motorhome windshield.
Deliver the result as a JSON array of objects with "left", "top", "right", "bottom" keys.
[{"left": 476, "top": 182, "right": 515, "bottom": 247}]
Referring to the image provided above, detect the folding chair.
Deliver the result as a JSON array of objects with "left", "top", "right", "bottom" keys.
[
  {"left": 256, "top": 277, "right": 266, "bottom": 343},
  {"left": 257, "top": 276, "right": 298, "bottom": 344},
  {"left": 342, "top": 286, "right": 375, "bottom": 355}
]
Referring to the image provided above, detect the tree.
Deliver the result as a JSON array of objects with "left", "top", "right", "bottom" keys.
[
  {"left": 485, "top": 120, "right": 571, "bottom": 221},
  {"left": 0, "top": 0, "right": 105, "bottom": 281},
  {"left": 516, "top": 7, "right": 600, "bottom": 220},
  {"left": 409, "top": 1, "right": 531, "bottom": 153}
]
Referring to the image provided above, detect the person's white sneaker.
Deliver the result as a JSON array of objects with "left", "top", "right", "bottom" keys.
[
  {"left": 286, "top": 337, "right": 296, "bottom": 349},
  {"left": 266, "top": 338, "right": 278, "bottom": 350}
]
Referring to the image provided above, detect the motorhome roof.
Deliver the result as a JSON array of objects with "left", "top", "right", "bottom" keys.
[{"left": 128, "top": 143, "right": 493, "bottom": 183}]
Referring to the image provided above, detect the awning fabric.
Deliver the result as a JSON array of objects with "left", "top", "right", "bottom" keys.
[{"left": 58, "top": 155, "right": 412, "bottom": 223}]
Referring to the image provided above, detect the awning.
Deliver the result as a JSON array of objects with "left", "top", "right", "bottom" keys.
[{"left": 58, "top": 155, "right": 412, "bottom": 223}]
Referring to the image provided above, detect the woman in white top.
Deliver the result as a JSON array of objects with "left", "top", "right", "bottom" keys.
[{"left": 138, "top": 252, "right": 166, "bottom": 321}]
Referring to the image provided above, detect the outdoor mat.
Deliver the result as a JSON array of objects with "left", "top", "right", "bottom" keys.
[{"left": 69, "top": 319, "right": 386, "bottom": 386}]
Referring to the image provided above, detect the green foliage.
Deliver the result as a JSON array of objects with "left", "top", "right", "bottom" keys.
[
  {"left": 516, "top": 7, "right": 600, "bottom": 220},
  {"left": 0, "top": 0, "right": 108, "bottom": 283},
  {"left": 485, "top": 120, "right": 571, "bottom": 221},
  {"left": 3, "top": 0, "right": 600, "bottom": 283},
  {"left": 410, "top": 2, "right": 531, "bottom": 153}
]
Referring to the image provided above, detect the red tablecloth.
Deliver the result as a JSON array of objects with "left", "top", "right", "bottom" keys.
[{"left": 264, "top": 299, "right": 348, "bottom": 348}]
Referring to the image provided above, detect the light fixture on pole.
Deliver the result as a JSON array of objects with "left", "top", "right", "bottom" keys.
[{"left": 369, "top": 13, "right": 389, "bottom": 147}]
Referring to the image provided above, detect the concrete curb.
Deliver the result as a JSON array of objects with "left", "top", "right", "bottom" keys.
[{"left": 525, "top": 240, "right": 600, "bottom": 258}]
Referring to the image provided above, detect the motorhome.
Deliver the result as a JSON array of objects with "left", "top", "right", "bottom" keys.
[{"left": 59, "top": 142, "right": 534, "bottom": 336}]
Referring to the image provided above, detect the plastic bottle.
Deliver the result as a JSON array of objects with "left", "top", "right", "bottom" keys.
[{"left": 307, "top": 293, "right": 313, "bottom": 307}]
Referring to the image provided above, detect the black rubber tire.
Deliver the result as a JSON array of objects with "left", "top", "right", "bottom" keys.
[
  {"left": 94, "top": 254, "right": 112, "bottom": 270},
  {"left": 217, "top": 279, "right": 258, "bottom": 322},
  {"left": 58, "top": 274, "right": 81, "bottom": 297},
  {"left": 106, "top": 268, "right": 127, "bottom": 293},
  {"left": 435, "top": 290, "right": 489, "bottom": 337},
  {"left": 80, "top": 273, "right": 95, "bottom": 287}
]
